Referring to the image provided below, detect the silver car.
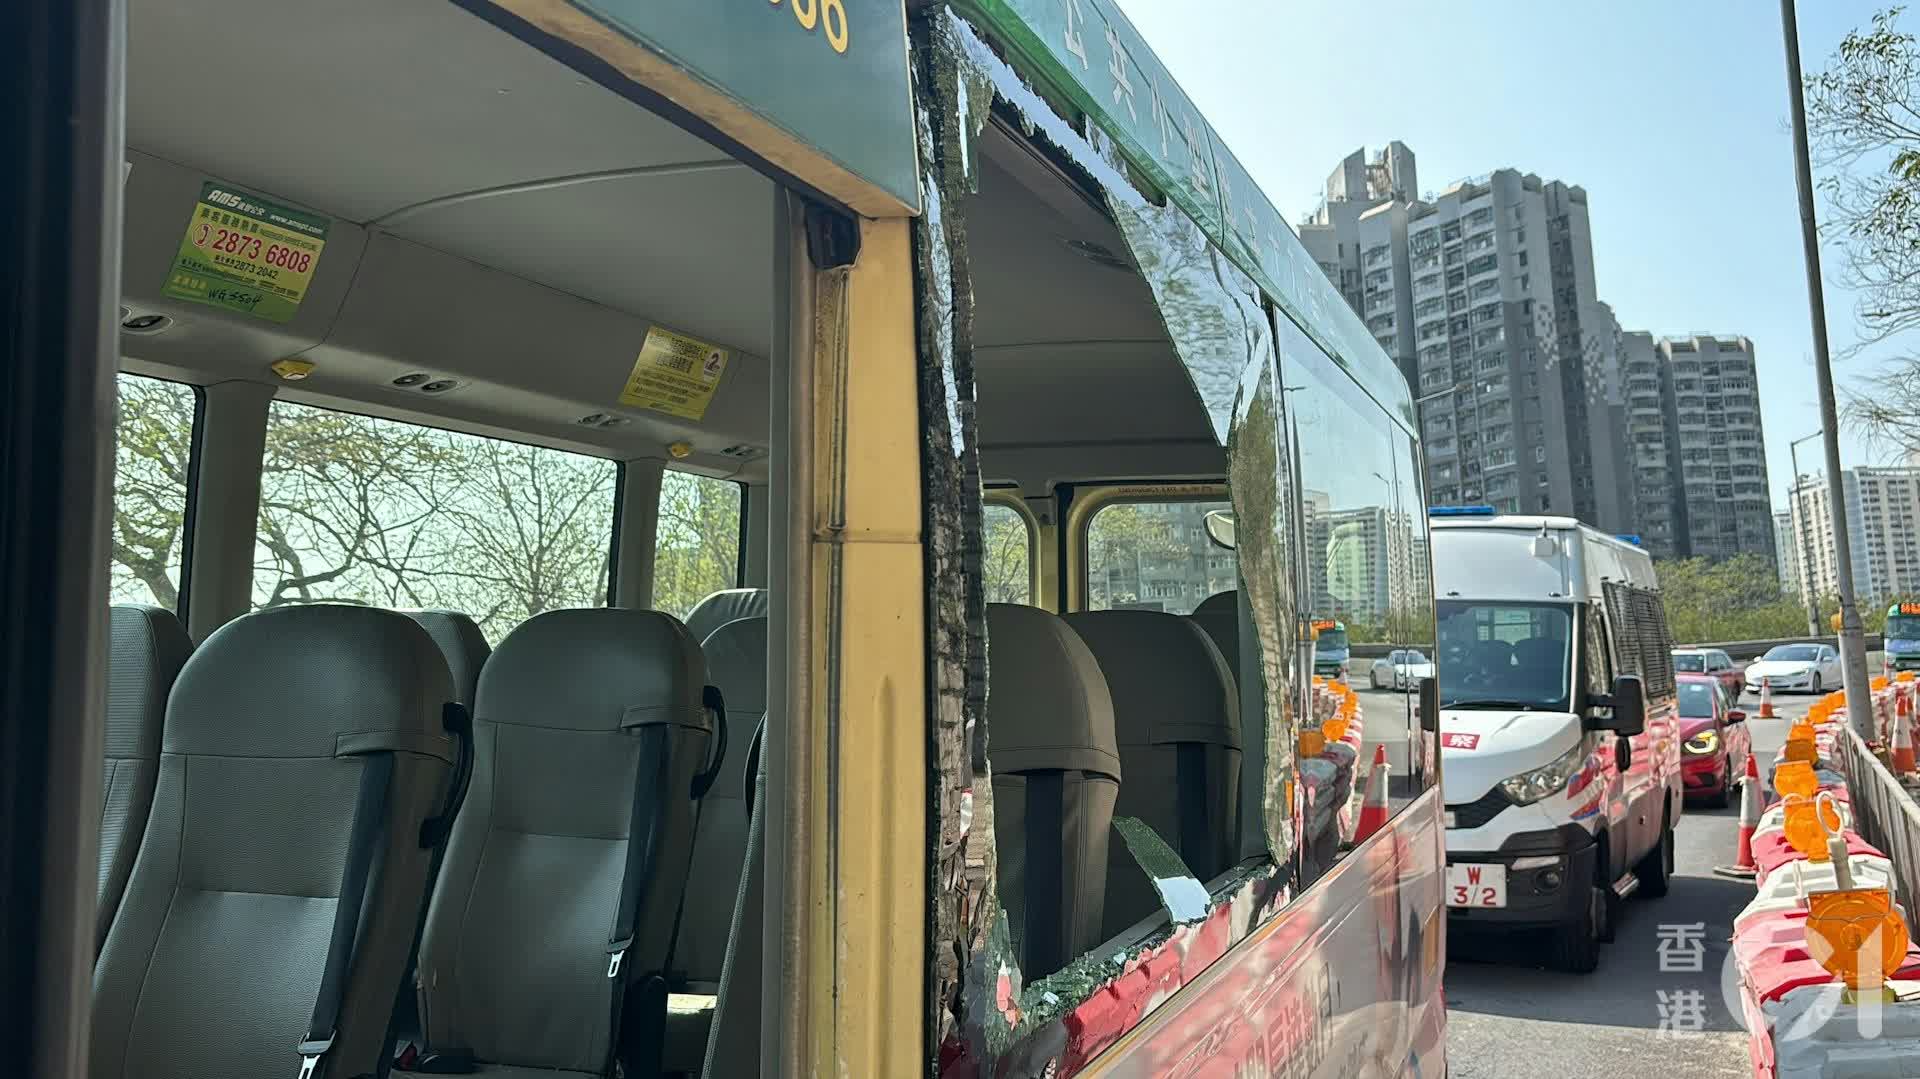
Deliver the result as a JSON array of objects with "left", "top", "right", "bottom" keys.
[{"left": 1369, "top": 648, "right": 1434, "bottom": 691}]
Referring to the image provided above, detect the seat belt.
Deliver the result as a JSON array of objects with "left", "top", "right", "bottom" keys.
[
  {"left": 1176, "top": 743, "right": 1210, "bottom": 878},
  {"left": 1023, "top": 770, "right": 1065, "bottom": 974},
  {"left": 298, "top": 750, "right": 394, "bottom": 1079},
  {"left": 608, "top": 688, "right": 728, "bottom": 1077}
]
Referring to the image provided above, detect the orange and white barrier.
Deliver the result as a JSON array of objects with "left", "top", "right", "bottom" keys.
[{"left": 1730, "top": 696, "right": 1920, "bottom": 1078}]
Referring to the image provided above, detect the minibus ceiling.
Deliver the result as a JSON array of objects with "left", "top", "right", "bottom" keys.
[{"left": 118, "top": 0, "right": 779, "bottom": 473}]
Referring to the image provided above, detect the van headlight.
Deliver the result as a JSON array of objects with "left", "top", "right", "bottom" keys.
[
  {"left": 1498, "top": 739, "right": 1589, "bottom": 806},
  {"left": 1683, "top": 731, "right": 1719, "bottom": 756}
]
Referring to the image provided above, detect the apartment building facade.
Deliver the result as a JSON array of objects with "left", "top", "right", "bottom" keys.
[
  {"left": 1785, "top": 469, "right": 1920, "bottom": 628},
  {"left": 1300, "top": 143, "right": 1420, "bottom": 389},
  {"left": 1775, "top": 510, "right": 1799, "bottom": 596},
  {"left": 1304, "top": 147, "right": 1634, "bottom": 530},
  {"left": 1621, "top": 334, "right": 1775, "bottom": 562}
]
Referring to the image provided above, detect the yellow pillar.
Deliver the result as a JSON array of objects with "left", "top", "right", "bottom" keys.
[{"left": 798, "top": 215, "right": 925, "bottom": 1077}]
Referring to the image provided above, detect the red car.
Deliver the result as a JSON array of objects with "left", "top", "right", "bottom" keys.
[{"left": 1677, "top": 673, "right": 1752, "bottom": 808}]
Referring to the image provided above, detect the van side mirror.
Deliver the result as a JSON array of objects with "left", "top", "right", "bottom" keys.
[
  {"left": 1589, "top": 673, "right": 1645, "bottom": 736},
  {"left": 1419, "top": 675, "right": 1439, "bottom": 732}
]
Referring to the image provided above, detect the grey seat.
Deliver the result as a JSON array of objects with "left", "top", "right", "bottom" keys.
[
  {"left": 414, "top": 609, "right": 719, "bottom": 1077},
  {"left": 97, "top": 605, "right": 192, "bottom": 946},
  {"left": 1064, "top": 610, "right": 1241, "bottom": 938},
  {"left": 986, "top": 603, "right": 1121, "bottom": 976},
  {"left": 664, "top": 615, "right": 766, "bottom": 1070},
  {"left": 405, "top": 609, "right": 491, "bottom": 707},
  {"left": 683, "top": 588, "right": 768, "bottom": 645},
  {"left": 91, "top": 604, "right": 459, "bottom": 1079},
  {"left": 1189, "top": 591, "right": 1239, "bottom": 685}
]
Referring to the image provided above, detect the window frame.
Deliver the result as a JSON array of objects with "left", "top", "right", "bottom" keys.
[
  {"left": 652, "top": 465, "right": 748, "bottom": 618},
  {"left": 981, "top": 487, "right": 1039, "bottom": 607},
  {"left": 110, "top": 370, "right": 206, "bottom": 619},
  {"left": 250, "top": 396, "right": 624, "bottom": 631},
  {"left": 1064, "top": 482, "right": 1231, "bottom": 614}
]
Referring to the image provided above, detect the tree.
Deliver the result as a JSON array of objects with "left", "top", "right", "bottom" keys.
[
  {"left": 110, "top": 377, "right": 197, "bottom": 609},
  {"left": 253, "top": 403, "right": 464, "bottom": 610},
  {"left": 650, "top": 470, "right": 741, "bottom": 619},
  {"left": 1655, "top": 554, "right": 1822, "bottom": 642},
  {"left": 1806, "top": 8, "right": 1920, "bottom": 449},
  {"left": 979, "top": 503, "right": 1032, "bottom": 604}
]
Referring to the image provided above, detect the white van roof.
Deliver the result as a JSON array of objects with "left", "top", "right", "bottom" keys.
[
  {"left": 1429, "top": 514, "right": 1581, "bottom": 532},
  {"left": 1429, "top": 513, "right": 1657, "bottom": 599}
]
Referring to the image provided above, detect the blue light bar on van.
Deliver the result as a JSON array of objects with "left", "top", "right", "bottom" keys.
[
  {"left": 1615, "top": 534, "right": 1643, "bottom": 546},
  {"left": 1429, "top": 505, "right": 1497, "bottom": 517}
]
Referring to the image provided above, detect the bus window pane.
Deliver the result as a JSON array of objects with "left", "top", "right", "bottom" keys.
[
  {"left": 111, "top": 374, "right": 198, "bottom": 610},
  {"left": 253, "top": 401, "right": 617, "bottom": 638},
  {"left": 981, "top": 501, "right": 1032, "bottom": 605},
  {"left": 651, "top": 470, "right": 742, "bottom": 619},
  {"left": 1086, "top": 499, "right": 1234, "bottom": 616}
]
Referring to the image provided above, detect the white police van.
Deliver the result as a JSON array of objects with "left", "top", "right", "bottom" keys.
[{"left": 1429, "top": 509, "right": 1683, "bottom": 972}]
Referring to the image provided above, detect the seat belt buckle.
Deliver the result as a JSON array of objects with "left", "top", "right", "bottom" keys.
[
  {"left": 297, "top": 1034, "right": 334, "bottom": 1079},
  {"left": 607, "top": 936, "right": 633, "bottom": 979}
]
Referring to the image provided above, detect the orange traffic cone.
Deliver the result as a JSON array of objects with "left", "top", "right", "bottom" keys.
[
  {"left": 1895, "top": 703, "right": 1917, "bottom": 776},
  {"left": 1758, "top": 679, "right": 1776, "bottom": 719},
  {"left": 1354, "top": 744, "right": 1391, "bottom": 843},
  {"left": 1714, "top": 752, "right": 1762, "bottom": 879}
]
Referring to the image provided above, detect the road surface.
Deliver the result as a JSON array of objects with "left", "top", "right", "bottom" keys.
[{"left": 1439, "top": 689, "right": 1810, "bottom": 1078}]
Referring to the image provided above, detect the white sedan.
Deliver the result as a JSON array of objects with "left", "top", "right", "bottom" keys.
[
  {"left": 1743, "top": 643, "right": 1843, "bottom": 695},
  {"left": 1369, "top": 649, "right": 1434, "bottom": 691}
]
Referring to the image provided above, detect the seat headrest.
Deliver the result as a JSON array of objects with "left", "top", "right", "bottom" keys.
[
  {"left": 1192, "top": 591, "right": 1237, "bottom": 620},
  {"left": 703, "top": 616, "right": 768, "bottom": 714},
  {"left": 403, "top": 609, "right": 491, "bottom": 707},
  {"left": 985, "top": 604, "right": 1120, "bottom": 778},
  {"left": 166, "top": 604, "right": 455, "bottom": 760},
  {"left": 480, "top": 608, "right": 708, "bottom": 732},
  {"left": 1513, "top": 638, "right": 1563, "bottom": 666},
  {"left": 1065, "top": 610, "right": 1240, "bottom": 748},
  {"left": 107, "top": 604, "right": 192, "bottom": 759},
  {"left": 684, "top": 588, "right": 770, "bottom": 645}
]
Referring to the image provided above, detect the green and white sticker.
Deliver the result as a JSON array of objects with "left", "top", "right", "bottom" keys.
[{"left": 161, "top": 182, "right": 330, "bottom": 323}]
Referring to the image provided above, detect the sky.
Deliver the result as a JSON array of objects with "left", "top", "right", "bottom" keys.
[{"left": 1115, "top": 0, "right": 1908, "bottom": 513}]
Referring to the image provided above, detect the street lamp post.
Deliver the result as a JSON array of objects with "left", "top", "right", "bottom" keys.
[
  {"left": 1788, "top": 429, "right": 1823, "bottom": 637},
  {"left": 1781, "top": 0, "right": 1874, "bottom": 740}
]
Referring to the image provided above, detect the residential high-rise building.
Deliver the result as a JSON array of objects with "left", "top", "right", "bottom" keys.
[
  {"left": 1300, "top": 143, "right": 1420, "bottom": 389},
  {"left": 1784, "top": 468, "right": 1920, "bottom": 604},
  {"left": 1774, "top": 511, "right": 1799, "bottom": 596},
  {"left": 1621, "top": 334, "right": 1775, "bottom": 562},
  {"left": 1304, "top": 148, "right": 1634, "bottom": 530}
]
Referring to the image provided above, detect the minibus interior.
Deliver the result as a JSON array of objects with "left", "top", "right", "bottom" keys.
[{"left": 82, "top": 0, "right": 1436, "bottom": 1075}]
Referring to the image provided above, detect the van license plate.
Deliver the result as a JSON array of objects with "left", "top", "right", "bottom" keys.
[{"left": 1446, "top": 863, "right": 1507, "bottom": 908}]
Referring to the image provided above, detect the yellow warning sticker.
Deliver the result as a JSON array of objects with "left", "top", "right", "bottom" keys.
[{"left": 619, "top": 326, "right": 729, "bottom": 420}]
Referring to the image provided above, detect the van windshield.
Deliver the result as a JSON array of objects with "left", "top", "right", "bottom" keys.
[
  {"left": 1436, "top": 600, "right": 1573, "bottom": 712},
  {"left": 1315, "top": 628, "right": 1349, "bottom": 654}
]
